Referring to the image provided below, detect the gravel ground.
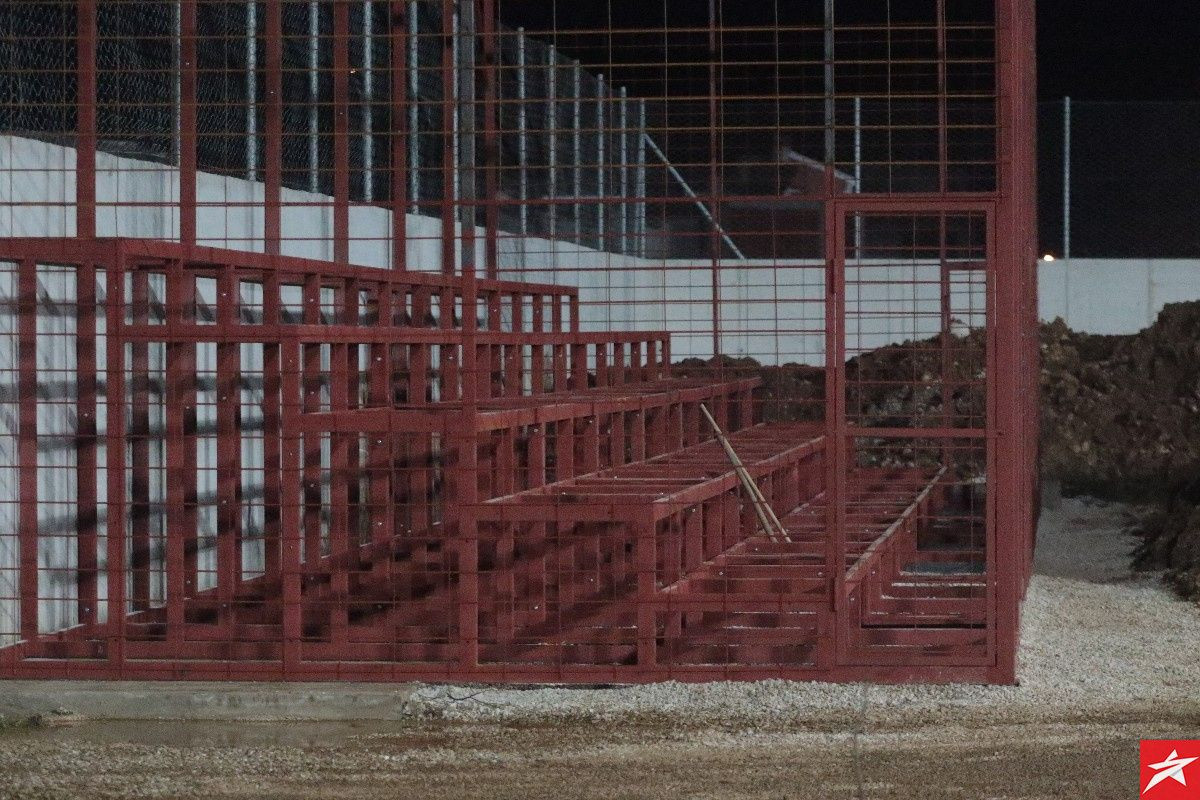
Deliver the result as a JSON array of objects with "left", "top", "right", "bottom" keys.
[
  {"left": 399, "top": 496, "right": 1200, "bottom": 725},
  {"left": 0, "top": 497, "right": 1198, "bottom": 800}
]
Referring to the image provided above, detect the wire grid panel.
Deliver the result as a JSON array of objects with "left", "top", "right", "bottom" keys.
[{"left": 0, "top": 0, "right": 1036, "bottom": 684}]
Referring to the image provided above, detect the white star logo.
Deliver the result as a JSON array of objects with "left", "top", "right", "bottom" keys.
[{"left": 1144, "top": 749, "right": 1199, "bottom": 795}]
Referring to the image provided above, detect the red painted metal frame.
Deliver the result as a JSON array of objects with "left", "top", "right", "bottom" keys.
[{"left": 0, "top": 0, "right": 1036, "bottom": 684}]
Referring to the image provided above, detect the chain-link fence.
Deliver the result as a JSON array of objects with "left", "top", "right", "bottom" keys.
[{"left": 1039, "top": 100, "right": 1200, "bottom": 260}]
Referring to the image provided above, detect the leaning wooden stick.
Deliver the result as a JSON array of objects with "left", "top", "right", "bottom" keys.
[
  {"left": 699, "top": 404, "right": 789, "bottom": 542},
  {"left": 700, "top": 404, "right": 792, "bottom": 543}
]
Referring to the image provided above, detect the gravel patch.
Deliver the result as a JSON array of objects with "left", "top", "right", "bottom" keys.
[{"left": 405, "top": 497, "right": 1200, "bottom": 724}]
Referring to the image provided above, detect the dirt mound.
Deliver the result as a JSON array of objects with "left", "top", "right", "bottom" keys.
[
  {"left": 1040, "top": 303, "right": 1200, "bottom": 597},
  {"left": 1040, "top": 307, "right": 1200, "bottom": 498},
  {"left": 677, "top": 303, "right": 1200, "bottom": 599}
]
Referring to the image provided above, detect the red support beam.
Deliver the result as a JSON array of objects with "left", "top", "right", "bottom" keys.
[
  {"left": 179, "top": 0, "right": 198, "bottom": 245},
  {"left": 17, "top": 260, "right": 38, "bottom": 643},
  {"left": 75, "top": 261, "right": 99, "bottom": 627},
  {"left": 264, "top": 0, "right": 284, "bottom": 254},
  {"left": 332, "top": 0, "right": 351, "bottom": 264},
  {"left": 390, "top": 0, "right": 410, "bottom": 271},
  {"left": 440, "top": 0, "right": 457, "bottom": 277},
  {"left": 76, "top": 0, "right": 96, "bottom": 239},
  {"left": 104, "top": 250, "right": 128, "bottom": 672}
]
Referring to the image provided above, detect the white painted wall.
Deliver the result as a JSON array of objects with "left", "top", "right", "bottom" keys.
[
  {"left": 2, "top": 135, "right": 1197, "bottom": 641},
  {"left": 1039, "top": 258, "right": 1200, "bottom": 335}
]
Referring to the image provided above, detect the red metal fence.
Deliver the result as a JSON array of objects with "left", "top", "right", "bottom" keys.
[{"left": 0, "top": 0, "right": 1037, "bottom": 683}]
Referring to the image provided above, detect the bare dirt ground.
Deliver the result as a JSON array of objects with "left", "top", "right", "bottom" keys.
[{"left": 2, "top": 498, "right": 1199, "bottom": 800}]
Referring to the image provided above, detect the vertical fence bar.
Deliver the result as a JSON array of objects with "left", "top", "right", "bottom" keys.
[
  {"left": 363, "top": 0, "right": 376, "bottom": 203},
  {"left": 482, "top": 0, "right": 500, "bottom": 280},
  {"left": 171, "top": 1, "right": 182, "bottom": 170},
  {"left": 391, "top": 0, "right": 410, "bottom": 270},
  {"left": 164, "top": 263, "right": 188, "bottom": 642},
  {"left": 407, "top": 0, "right": 420, "bottom": 214},
  {"left": 264, "top": 0, "right": 283, "bottom": 254},
  {"left": 853, "top": 96, "right": 862, "bottom": 251},
  {"left": 708, "top": 0, "right": 722, "bottom": 360},
  {"left": 309, "top": 0, "right": 321, "bottom": 194},
  {"left": 636, "top": 100, "right": 647, "bottom": 258},
  {"left": 546, "top": 47, "right": 558, "bottom": 242},
  {"left": 333, "top": 1, "right": 351, "bottom": 263},
  {"left": 17, "top": 260, "right": 37, "bottom": 644},
  {"left": 105, "top": 256, "right": 127, "bottom": 671},
  {"left": 823, "top": 0, "right": 835, "bottom": 166},
  {"left": 76, "top": 0, "right": 96, "bottom": 239},
  {"left": 1062, "top": 96, "right": 1071, "bottom": 261},
  {"left": 280, "top": 342, "right": 302, "bottom": 671},
  {"left": 246, "top": 0, "right": 258, "bottom": 183},
  {"left": 180, "top": 0, "right": 198, "bottom": 244},
  {"left": 215, "top": 266, "right": 240, "bottom": 637},
  {"left": 453, "top": 0, "right": 482, "bottom": 672},
  {"left": 128, "top": 273, "right": 150, "bottom": 612},
  {"left": 261, "top": 274, "right": 281, "bottom": 585},
  {"left": 440, "top": 0, "right": 457, "bottom": 276},
  {"left": 572, "top": 61, "right": 582, "bottom": 245},
  {"left": 936, "top": 0, "right": 948, "bottom": 194},
  {"left": 618, "top": 87, "right": 628, "bottom": 256},
  {"left": 597, "top": 73, "right": 606, "bottom": 251},
  {"left": 517, "top": 28, "right": 528, "bottom": 238},
  {"left": 76, "top": 261, "right": 98, "bottom": 628}
]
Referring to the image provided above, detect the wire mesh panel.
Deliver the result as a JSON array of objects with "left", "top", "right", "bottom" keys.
[{"left": 0, "top": 0, "right": 1036, "bottom": 684}]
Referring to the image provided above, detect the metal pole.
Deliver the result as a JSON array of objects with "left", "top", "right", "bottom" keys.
[
  {"left": 456, "top": 1, "right": 474, "bottom": 260},
  {"left": 1063, "top": 96, "right": 1071, "bottom": 260},
  {"left": 636, "top": 99, "right": 646, "bottom": 258},
  {"left": 407, "top": 0, "right": 419, "bottom": 213},
  {"left": 618, "top": 86, "right": 628, "bottom": 256},
  {"left": 546, "top": 46, "right": 558, "bottom": 240},
  {"left": 452, "top": 6, "right": 460, "bottom": 211},
  {"left": 172, "top": 0, "right": 181, "bottom": 169},
  {"left": 572, "top": 60, "right": 582, "bottom": 245},
  {"left": 823, "top": 0, "right": 835, "bottom": 166},
  {"left": 597, "top": 73, "right": 606, "bottom": 251},
  {"left": 517, "top": 28, "right": 528, "bottom": 237},
  {"left": 362, "top": 0, "right": 375, "bottom": 202},
  {"left": 246, "top": 0, "right": 258, "bottom": 182},
  {"left": 643, "top": 133, "right": 746, "bottom": 261},
  {"left": 308, "top": 0, "right": 320, "bottom": 194},
  {"left": 854, "top": 95, "right": 862, "bottom": 251}
]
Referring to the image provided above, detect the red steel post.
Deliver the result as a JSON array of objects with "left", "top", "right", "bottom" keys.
[
  {"left": 391, "top": 0, "right": 409, "bottom": 270},
  {"left": 76, "top": 0, "right": 96, "bottom": 239},
  {"left": 264, "top": 0, "right": 283, "bottom": 254},
  {"left": 333, "top": 0, "right": 351, "bottom": 263},
  {"left": 179, "top": 0, "right": 198, "bottom": 244}
]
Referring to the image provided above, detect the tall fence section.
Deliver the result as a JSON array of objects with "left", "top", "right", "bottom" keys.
[{"left": 0, "top": 0, "right": 1037, "bottom": 684}]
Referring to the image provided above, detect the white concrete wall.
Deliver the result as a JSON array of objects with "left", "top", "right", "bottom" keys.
[
  {"left": 3, "top": 135, "right": 1198, "bottom": 640},
  {"left": 1039, "top": 258, "right": 1200, "bottom": 335}
]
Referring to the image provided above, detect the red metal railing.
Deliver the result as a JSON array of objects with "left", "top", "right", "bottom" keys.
[{"left": 0, "top": 0, "right": 1037, "bottom": 684}]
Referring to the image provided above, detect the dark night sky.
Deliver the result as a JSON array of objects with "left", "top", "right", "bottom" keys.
[
  {"left": 1037, "top": 0, "right": 1200, "bottom": 100},
  {"left": 501, "top": 0, "right": 1200, "bottom": 101},
  {"left": 496, "top": 0, "right": 1200, "bottom": 256}
]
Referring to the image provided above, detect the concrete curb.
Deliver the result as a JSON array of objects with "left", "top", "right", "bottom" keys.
[{"left": 0, "top": 681, "right": 424, "bottom": 722}]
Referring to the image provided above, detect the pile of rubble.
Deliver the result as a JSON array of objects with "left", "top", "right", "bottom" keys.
[
  {"left": 1041, "top": 303, "right": 1200, "bottom": 598},
  {"left": 677, "top": 302, "right": 1200, "bottom": 599}
]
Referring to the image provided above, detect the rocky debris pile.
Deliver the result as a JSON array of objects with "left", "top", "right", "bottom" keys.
[
  {"left": 1040, "top": 302, "right": 1200, "bottom": 598},
  {"left": 1040, "top": 309, "right": 1200, "bottom": 498},
  {"left": 675, "top": 303, "right": 1200, "bottom": 600},
  {"left": 674, "top": 355, "right": 825, "bottom": 422}
]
